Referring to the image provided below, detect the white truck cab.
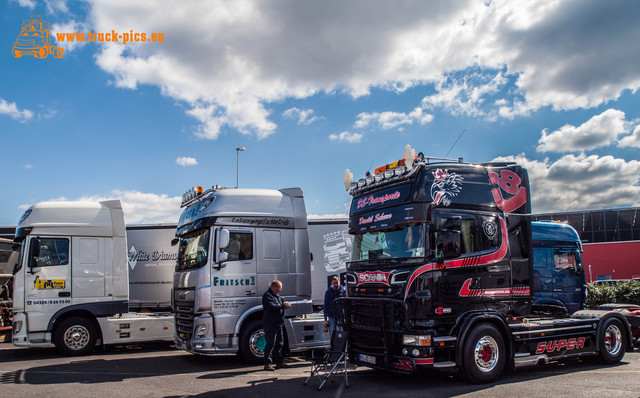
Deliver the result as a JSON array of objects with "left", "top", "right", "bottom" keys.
[{"left": 12, "top": 200, "right": 173, "bottom": 355}]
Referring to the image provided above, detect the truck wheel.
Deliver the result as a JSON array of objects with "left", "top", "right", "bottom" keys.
[
  {"left": 238, "top": 319, "right": 266, "bottom": 363},
  {"left": 54, "top": 317, "right": 97, "bottom": 356},
  {"left": 598, "top": 318, "right": 626, "bottom": 364},
  {"left": 35, "top": 47, "right": 47, "bottom": 59},
  {"left": 462, "top": 323, "right": 506, "bottom": 384}
]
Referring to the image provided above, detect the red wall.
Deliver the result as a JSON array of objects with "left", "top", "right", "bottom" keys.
[{"left": 582, "top": 241, "right": 640, "bottom": 282}]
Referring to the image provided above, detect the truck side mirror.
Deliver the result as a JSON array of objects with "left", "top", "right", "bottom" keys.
[
  {"left": 216, "top": 251, "right": 228, "bottom": 264},
  {"left": 29, "top": 238, "right": 40, "bottom": 270},
  {"left": 215, "top": 228, "right": 229, "bottom": 267},
  {"left": 171, "top": 237, "right": 179, "bottom": 246},
  {"left": 217, "top": 228, "right": 229, "bottom": 250}
]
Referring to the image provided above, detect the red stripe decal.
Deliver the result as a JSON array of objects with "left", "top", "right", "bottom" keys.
[
  {"left": 459, "top": 278, "right": 530, "bottom": 298},
  {"left": 404, "top": 217, "right": 509, "bottom": 300}
]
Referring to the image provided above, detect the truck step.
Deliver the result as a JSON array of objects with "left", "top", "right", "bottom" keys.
[{"left": 432, "top": 361, "right": 456, "bottom": 368}]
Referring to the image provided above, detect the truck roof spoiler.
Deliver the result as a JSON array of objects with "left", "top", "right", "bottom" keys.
[
  {"left": 100, "top": 200, "right": 123, "bottom": 210},
  {"left": 278, "top": 187, "right": 303, "bottom": 198}
]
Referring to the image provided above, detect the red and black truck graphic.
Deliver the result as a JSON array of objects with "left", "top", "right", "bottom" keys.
[{"left": 337, "top": 154, "right": 633, "bottom": 383}]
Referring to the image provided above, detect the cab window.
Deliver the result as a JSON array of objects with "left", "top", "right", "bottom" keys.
[
  {"left": 226, "top": 232, "right": 253, "bottom": 261},
  {"left": 554, "top": 251, "right": 577, "bottom": 270},
  {"left": 33, "top": 238, "right": 69, "bottom": 267},
  {"left": 435, "top": 211, "right": 501, "bottom": 258}
]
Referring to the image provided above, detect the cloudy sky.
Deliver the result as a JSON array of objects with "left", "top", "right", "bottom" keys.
[{"left": 1, "top": 0, "right": 640, "bottom": 224}]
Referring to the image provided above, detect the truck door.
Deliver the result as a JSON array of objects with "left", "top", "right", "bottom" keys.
[
  {"left": 212, "top": 228, "right": 258, "bottom": 333},
  {"left": 532, "top": 248, "right": 552, "bottom": 299},
  {"left": 552, "top": 249, "right": 584, "bottom": 314},
  {"left": 256, "top": 228, "right": 292, "bottom": 296},
  {"left": 23, "top": 236, "right": 72, "bottom": 332}
]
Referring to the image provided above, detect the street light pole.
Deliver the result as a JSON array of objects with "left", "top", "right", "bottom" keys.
[{"left": 236, "top": 147, "right": 245, "bottom": 188}]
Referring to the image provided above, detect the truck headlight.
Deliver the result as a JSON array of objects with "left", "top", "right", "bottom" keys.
[
  {"left": 402, "top": 334, "right": 431, "bottom": 346},
  {"left": 195, "top": 324, "right": 208, "bottom": 338},
  {"left": 13, "top": 321, "right": 23, "bottom": 334}
]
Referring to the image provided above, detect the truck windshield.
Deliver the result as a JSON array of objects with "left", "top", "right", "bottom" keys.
[
  {"left": 176, "top": 229, "right": 210, "bottom": 271},
  {"left": 351, "top": 224, "right": 426, "bottom": 264}
]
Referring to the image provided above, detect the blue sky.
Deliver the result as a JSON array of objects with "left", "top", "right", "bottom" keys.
[{"left": 2, "top": 0, "right": 640, "bottom": 225}]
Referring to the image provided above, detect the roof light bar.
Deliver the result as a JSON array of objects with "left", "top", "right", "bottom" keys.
[
  {"left": 346, "top": 147, "right": 465, "bottom": 195},
  {"left": 181, "top": 185, "right": 224, "bottom": 207}
]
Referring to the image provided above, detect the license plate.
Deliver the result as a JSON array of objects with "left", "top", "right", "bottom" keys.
[{"left": 359, "top": 354, "right": 376, "bottom": 365}]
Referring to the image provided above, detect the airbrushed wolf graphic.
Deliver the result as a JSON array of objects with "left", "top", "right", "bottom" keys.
[{"left": 430, "top": 168, "right": 463, "bottom": 206}]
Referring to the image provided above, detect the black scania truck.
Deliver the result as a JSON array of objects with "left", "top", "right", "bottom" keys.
[{"left": 338, "top": 153, "right": 633, "bottom": 383}]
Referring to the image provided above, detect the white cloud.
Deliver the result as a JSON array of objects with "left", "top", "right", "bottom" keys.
[
  {"left": 420, "top": 71, "right": 510, "bottom": 121},
  {"left": 45, "top": 0, "right": 70, "bottom": 14},
  {"left": 283, "top": 107, "right": 320, "bottom": 125},
  {"left": 12, "top": 0, "right": 36, "bottom": 9},
  {"left": 537, "top": 109, "right": 628, "bottom": 153},
  {"left": 176, "top": 156, "right": 197, "bottom": 167},
  {"left": 329, "top": 131, "right": 362, "bottom": 143},
  {"left": 0, "top": 98, "right": 34, "bottom": 122},
  {"left": 618, "top": 125, "right": 640, "bottom": 148},
  {"left": 492, "top": 153, "right": 640, "bottom": 213},
  {"left": 354, "top": 107, "right": 433, "bottom": 130},
  {"left": 37, "top": 107, "right": 58, "bottom": 121},
  {"left": 24, "top": 164, "right": 33, "bottom": 169},
  {"left": 18, "top": 190, "right": 181, "bottom": 224},
  {"left": 79, "top": 190, "right": 181, "bottom": 224},
  {"left": 82, "top": 0, "right": 640, "bottom": 138}
]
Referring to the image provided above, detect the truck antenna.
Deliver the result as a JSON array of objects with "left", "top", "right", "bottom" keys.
[{"left": 444, "top": 129, "right": 465, "bottom": 159}]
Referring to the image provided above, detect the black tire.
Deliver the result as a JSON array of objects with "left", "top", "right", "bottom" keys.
[
  {"left": 598, "top": 318, "right": 626, "bottom": 364},
  {"left": 238, "top": 319, "right": 266, "bottom": 363},
  {"left": 462, "top": 323, "right": 506, "bottom": 384},
  {"left": 53, "top": 317, "right": 97, "bottom": 356}
]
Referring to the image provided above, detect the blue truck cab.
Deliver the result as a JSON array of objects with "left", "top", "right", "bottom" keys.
[{"left": 532, "top": 221, "right": 585, "bottom": 315}]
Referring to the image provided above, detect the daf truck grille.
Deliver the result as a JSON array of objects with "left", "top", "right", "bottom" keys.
[
  {"left": 336, "top": 297, "right": 407, "bottom": 354},
  {"left": 174, "top": 288, "right": 195, "bottom": 340}
]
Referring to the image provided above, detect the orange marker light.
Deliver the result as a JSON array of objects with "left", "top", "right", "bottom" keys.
[{"left": 374, "top": 165, "right": 387, "bottom": 174}]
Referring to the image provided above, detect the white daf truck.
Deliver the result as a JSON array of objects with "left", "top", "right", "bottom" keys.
[
  {"left": 11, "top": 200, "right": 174, "bottom": 355},
  {"left": 173, "top": 186, "right": 330, "bottom": 362}
]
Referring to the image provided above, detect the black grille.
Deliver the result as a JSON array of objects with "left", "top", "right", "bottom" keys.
[
  {"left": 336, "top": 297, "right": 407, "bottom": 355},
  {"left": 174, "top": 289, "right": 195, "bottom": 340}
]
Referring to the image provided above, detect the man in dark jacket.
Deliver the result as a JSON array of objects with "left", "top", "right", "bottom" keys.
[
  {"left": 262, "top": 279, "right": 291, "bottom": 371},
  {"left": 324, "top": 275, "right": 345, "bottom": 336}
]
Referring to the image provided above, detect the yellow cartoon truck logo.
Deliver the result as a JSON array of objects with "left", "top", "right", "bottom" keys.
[
  {"left": 12, "top": 14, "right": 64, "bottom": 59},
  {"left": 33, "top": 276, "right": 65, "bottom": 289}
]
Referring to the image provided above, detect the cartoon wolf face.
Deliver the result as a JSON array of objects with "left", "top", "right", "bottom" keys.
[{"left": 430, "top": 169, "right": 463, "bottom": 206}]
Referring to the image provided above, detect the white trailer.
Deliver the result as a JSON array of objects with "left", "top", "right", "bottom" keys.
[
  {"left": 1, "top": 238, "right": 18, "bottom": 337},
  {"left": 11, "top": 200, "right": 173, "bottom": 355},
  {"left": 308, "top": 219, "right": 350, "bottom": 306},
  {"left": 126, "top": 224, "right": 177, "bottom": 311}
]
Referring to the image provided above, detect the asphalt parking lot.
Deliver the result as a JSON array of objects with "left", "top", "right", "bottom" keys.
[{"left": 1, "top": 341, "right": 640, "bottom": 398}]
